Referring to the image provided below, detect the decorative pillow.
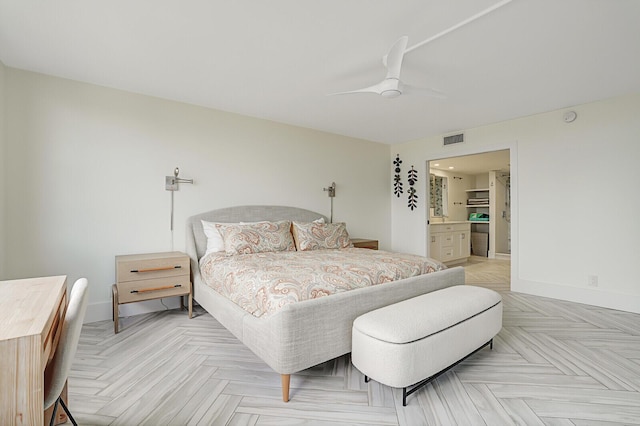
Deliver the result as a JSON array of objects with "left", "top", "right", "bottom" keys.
[
  {"left": 201, "top": 220, "right": 229, "bottom": 255},
  {"left": 217, "top": 220, "right": 295, "bottom": 255},
  {"left": 291, "top": 221, "right": 352, "bottom": 251}
]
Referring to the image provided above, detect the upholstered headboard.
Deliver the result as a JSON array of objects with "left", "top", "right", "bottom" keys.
[{"left": 185, "top": 205, "right": 328, "bottom": 262}]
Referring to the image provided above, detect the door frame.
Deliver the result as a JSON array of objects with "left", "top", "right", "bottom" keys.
[{"left": 425, "top": 141, "right": 518, "bottom": 288}]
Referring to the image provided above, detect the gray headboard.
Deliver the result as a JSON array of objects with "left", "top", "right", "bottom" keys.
[{"left": 185, "top": 205, "right": 328, "bottom": 261}]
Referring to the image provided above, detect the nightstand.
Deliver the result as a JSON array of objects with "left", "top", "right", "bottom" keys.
[
  {"left": 112, "top": 251, "right": 192, "bottom": 333},
  {"left": 351, "top": 238, "right": 379, "bottom": 250}
]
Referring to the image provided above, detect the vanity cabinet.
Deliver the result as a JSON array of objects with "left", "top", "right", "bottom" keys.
[{"left": 429, "top": 222, "right": 471, "bottom": 264}]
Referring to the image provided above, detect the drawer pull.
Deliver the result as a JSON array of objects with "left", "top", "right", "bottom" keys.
[
  {"left": 130, "top": 265, "right": 182, "bottom": 273},
  {"left": 131, "top": 284, "right": 182, "bottom": 294}
]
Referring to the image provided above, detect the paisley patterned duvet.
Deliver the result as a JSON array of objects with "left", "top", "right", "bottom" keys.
[{"left": 199, "top": 248, "right": 445, "bottom": 318}]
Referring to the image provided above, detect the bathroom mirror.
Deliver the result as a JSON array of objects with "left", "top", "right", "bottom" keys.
[{"left": 430, "top": 174, "right": 448, "bottom": 217}]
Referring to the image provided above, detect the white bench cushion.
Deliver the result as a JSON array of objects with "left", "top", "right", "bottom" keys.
[{"left": 353, "top": 285, "right": 501, "bottom": 344}]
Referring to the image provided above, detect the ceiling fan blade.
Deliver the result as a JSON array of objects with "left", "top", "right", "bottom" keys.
[
  {"left": 328, "top": 81, "right": 384, "bottom": 96},
  {"left": 385, "top": 36, "right": 409, "bottom": 80},
  {"left": 402, "top": 84, "right": 446, "bottom": 98}
]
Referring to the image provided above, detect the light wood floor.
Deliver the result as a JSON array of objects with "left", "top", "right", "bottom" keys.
[
  {"left": 462, "top": 255, "right": 511, "bottom": 293},
  {"left": 70, "top": 261, "right": 640, "bottom": 425}
]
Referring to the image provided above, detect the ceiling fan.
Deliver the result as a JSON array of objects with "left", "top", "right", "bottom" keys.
[
  {"left": 329, "top": 0, "right": 512, "bottom": 99},
  {"left": 330, "top": 36, "right": 444, "bottom": 99}
]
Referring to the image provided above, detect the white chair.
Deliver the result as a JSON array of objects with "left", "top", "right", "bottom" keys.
[{"left": 44, "top": 278, "right": 89, "bottom": 426}]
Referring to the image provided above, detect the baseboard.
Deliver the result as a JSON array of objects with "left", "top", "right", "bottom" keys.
[
  {"left": 85, "top": 278, "right": 639, "bottom": 322},
  {"left": 494, "top": 253, "right": 511, "bottom": 260},
  {"left": 512, "top": 278, "right": 640, "bottom": 314},
  {"left": 85, "top": 298, "right": 183, "bottom": 324}
]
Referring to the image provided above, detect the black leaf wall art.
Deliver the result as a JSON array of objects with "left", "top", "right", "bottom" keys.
[
  {"left": 393, "top": 154, "right": 403, "bottom": 197},
  {"left": 408, "top": 166, "right": 418, "bottom": 211}
]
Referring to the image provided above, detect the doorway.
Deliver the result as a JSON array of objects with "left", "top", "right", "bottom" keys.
[{"left": 427, "top": 148, "right": 512, "bottom": 291}]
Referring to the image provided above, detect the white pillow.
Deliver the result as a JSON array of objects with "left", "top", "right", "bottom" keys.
[{"left": 201, "top": 220, "right": 228, "bottom": 255}]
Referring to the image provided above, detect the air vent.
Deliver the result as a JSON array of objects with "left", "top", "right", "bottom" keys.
[{"left": 443, "top": 133, "right": 464, "bottom": 146}]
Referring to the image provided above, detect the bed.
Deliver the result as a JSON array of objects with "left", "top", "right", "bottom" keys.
[{"left": 185, "top": 205, "right": 465, "bottom": 402}]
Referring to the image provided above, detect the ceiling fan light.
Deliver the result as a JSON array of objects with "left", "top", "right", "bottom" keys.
[{"left": 381, "top": 89, "right": 401, "bottom": 99}]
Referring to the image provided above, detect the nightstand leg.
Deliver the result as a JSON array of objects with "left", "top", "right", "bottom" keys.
[
  {"left": 188, "top": 292, "right": 193, "bottom": 319},
  {"left": 112, "top": 284, "right": 119, "bottom": 334},
  {"left": 180, "top": 295, "right": 185, "bottom": 311}
]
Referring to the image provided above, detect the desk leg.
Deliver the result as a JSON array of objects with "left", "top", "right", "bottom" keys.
[{"left": 112, "top": 284, "right": 119, "bottom": 334}]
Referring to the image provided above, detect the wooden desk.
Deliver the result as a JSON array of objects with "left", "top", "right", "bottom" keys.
[{"left": 0, "top": 276, "right": 68, "bottom": 426}]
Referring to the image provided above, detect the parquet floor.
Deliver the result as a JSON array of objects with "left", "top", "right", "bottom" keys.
[{"left": 70, "top": 259, "right": 640, "bottom": 425}]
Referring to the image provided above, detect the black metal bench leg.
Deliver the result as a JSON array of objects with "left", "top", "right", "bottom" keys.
[{"left": 362, "top": 339, "right": 496, "bottom": 406}]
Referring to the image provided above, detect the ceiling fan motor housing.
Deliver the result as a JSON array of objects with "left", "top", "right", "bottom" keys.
[{"left": 380, "top": 78, "right": 402, "bottom": 98}]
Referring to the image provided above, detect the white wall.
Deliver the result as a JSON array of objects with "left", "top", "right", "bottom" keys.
[
  {"left": 4, "top": 68, "right": 391, "bottom": 322},
  {"left": 0, "top": 60, "right": 5, "bottom": 277},
  {"left": 392, "top": 94, "right": 640, "bottom": 314}
]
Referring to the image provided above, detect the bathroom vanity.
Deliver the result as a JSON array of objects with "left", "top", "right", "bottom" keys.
[{"left": 429, "top": 222, "right": 471, "bottom": 265}]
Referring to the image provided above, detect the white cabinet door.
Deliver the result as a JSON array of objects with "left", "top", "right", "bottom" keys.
[
  {"left": 429, "top": 233, "right": 441, "bottom": 261},
  {"left": 455, "top": 230, "right": 471, "bottom": 258}
]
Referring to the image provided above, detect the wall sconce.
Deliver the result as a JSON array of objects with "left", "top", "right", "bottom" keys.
[
  {"left": 166, "top": 167, "right": 194, "bottom": 249},
  {"left": 323, "top": 182, "right": 336, "bottom": 198},
  {"left": 165, "top": 167, "right": 194, "bottom": 190},
  {"left": 323, "top": 182, "right": 336, "bottom": 223}
]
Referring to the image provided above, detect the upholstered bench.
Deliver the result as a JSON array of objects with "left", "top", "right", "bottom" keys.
[{"left": 351, "top": 285, "right": 502, "bottom": 405}]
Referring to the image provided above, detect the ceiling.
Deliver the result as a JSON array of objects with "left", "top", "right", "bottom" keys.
[
  {"left": 429, "top": 150, "right": 510, "bottom": 175},
  {"left": 1, "top": 0, "right": 639, "bottom": 144}
]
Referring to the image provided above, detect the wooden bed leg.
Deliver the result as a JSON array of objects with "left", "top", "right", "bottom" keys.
[{"left": 281, "top": 374, "right": 290, "bottom": 402}]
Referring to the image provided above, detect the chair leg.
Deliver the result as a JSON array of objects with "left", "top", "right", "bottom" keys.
[
  {"left": 50, "top": 396, "right": 77, "bottom": 426},
  {"left": 49, "top": 399, "right": 59, "bottom": 426},
  {"left": 58, "top": 397, "right": 78, "bottom": 426}
]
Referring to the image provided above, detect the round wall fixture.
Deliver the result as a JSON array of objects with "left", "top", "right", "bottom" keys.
[{"left": 563, "top": 111, "right": 577, "bottom": 123}]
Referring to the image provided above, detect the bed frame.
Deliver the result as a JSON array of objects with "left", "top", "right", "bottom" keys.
[{"left": 185, "top": 205, "right": 465, "bottom": 402}]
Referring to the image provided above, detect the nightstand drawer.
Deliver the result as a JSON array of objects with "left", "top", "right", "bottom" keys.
[
  {"left": 116, "top": 252, "right": 189, "bottom": 283},
  {"left": 117, "top": 275, "right": 191, "bottom": 304},
  {"left": 351, "top": 238, "right": 379, "bottom": 250}
]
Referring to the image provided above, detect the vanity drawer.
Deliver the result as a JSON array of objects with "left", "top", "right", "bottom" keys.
[
  {"left": 441, "top": 234, "right": 454, "bottom": 247},
  {"left": 116, "top": 252, "right": 189, "bottom": 283},
  {"left": 431, "top": 223, "right": 470, "bottom": 233},
  {"left": 440, "top": 247, "right": 456, "bottom": 261}
]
